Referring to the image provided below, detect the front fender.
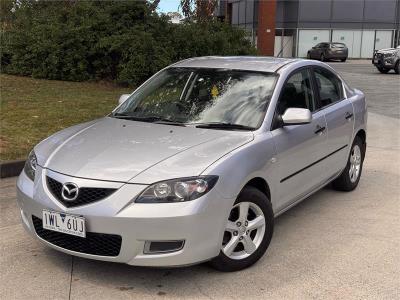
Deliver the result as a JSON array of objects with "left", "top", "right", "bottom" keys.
[{"left": 201, "top": 132, "right": 279, "bottom": 211}]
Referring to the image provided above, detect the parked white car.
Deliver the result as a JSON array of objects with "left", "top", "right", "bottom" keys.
[
  {"left": 372, "top": 45, "right": 400, "bottom": 74},
  {"left": 17, "top": 57, "right": 367, "bottom": 271}
]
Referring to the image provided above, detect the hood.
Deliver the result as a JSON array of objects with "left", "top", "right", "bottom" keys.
[
  {"left": 376, "top": 48, "right": 397, "bottom": 54},
  {"left": 36, "top": 117, "right": 253, "bottom": 182}
]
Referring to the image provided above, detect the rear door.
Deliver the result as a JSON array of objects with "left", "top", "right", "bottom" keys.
[
  {"left": 271, "top": 68, "right": 330, "bottom": 213},
  {"left": 312, "top": 67, "right": 354, "bottom": 175}
]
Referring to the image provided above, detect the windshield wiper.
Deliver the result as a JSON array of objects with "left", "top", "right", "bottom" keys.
[
  {"left": 112, "top": 114, "right": 186, "bottom": 126},
  {"left": 193, "top": 122, "right": 255, "bottom": 131},
  {"left": 154, "top": 119, "right": 187, "bottom": 127}
]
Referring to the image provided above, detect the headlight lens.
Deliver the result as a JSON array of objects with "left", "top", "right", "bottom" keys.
[
  {"left": 384, "top": 52, "right": 395, "bottom": 57},
  {"left": 24, "top": 150, "right": 37, "bottom": 181},
  {"left": 135, "top": 176, "right": 218, "bottom": 203}
]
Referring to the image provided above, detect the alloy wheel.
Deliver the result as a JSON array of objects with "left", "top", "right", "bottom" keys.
[
  {"left": 349, "top": 144, "right": 362, "bottom": 183},
  {"left": 222, "top": 202, "right": 266, "bottom": 260}
]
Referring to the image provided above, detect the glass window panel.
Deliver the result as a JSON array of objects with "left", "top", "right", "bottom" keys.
[
  {"left": 277, "top": 69, "right": 315, "bottom": 115},
  {"left": 314, "top": 68, "right": 343, "bottom": 107}
]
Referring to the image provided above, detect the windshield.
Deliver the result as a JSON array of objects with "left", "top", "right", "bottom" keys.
[{"left": 113, "top": 68, "right": 277, "bottom": 129}]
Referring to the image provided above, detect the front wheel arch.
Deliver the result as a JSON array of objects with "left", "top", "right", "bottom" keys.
[{"left": 245, "top": 177, "right": 271, "bottom": 203}]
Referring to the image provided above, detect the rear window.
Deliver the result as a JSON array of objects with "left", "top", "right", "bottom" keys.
[{"left": 331, "top": 43, "right": 345, "bottom": 48}]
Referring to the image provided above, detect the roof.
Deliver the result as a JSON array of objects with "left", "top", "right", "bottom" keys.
[{"left": 171, "top": 56, "right": 299, "bottom": 73}]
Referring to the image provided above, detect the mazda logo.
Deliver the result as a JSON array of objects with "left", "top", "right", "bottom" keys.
[{"left": 61, "top": 182, "right": 79, "bottom": 201}]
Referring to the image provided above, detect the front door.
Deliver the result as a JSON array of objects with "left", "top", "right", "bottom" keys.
[{"left": 271, "top": 68, "right": 329, "bottom": 213}]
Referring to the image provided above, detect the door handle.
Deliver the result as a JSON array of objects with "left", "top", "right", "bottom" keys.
[
  {"left": 314, "top": 125, "right": 326, "bottom": 135},
  {"left": 345, "top": 112, "right": 353, "bottom": 120}
]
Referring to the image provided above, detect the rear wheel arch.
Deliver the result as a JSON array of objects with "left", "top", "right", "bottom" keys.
[
  {"left": 355, "top": 129, "right": 366, "bottom": 145},
  {"left": 355, "top": 129, "right": 367, "bottom": 159}
]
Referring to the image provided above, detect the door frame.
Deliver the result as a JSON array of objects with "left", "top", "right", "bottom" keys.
[{"left": 270, "top": 66, "right": 319, "bottom": 131}]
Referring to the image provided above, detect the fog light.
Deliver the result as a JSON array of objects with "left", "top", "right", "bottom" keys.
[{"left": 144, "top": 240, "right": 185, "bottom": 254}]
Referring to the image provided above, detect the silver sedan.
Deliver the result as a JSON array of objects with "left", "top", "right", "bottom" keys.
[{"left": 17, "top": 57, "right": 367, "bottom": 271}]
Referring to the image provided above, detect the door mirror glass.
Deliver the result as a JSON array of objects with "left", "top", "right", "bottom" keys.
[
  {"left": 118, "top": 94, "right": 130, "bottom": 105},
  {"left": 281, "top": 108, "right": 312, "bottom": 125}
]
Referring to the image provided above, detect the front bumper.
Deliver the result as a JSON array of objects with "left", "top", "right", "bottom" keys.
[
  {"left": 372, "top": 53, "right": 396, "bottom": 69},
  {"left": 16, "top": 167, "right": 233, "bottom": 267}
]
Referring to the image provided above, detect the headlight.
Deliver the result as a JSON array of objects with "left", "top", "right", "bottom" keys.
[
  {"left": 384, "top": 52, "right": 395, "bottom": 57},
  {"left": 135, "top": 176, "right": 218, "bottom": 203},
  {"left": 24, "top": 150, "right": 37, "bottom": 181}
]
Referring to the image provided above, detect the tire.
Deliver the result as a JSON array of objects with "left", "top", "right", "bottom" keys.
[
  {"left": 307, "top": 52, "right": 311, "bottom": 59},
  {"left": 320, "top": 53, "right": 325, "bottom": 62},
  {"left": 395, "top": 61, "right": 400, "bottom": 74},
  {"left": 209, "top": 186, "right": 274, "bottom": 272},
  {"left": 377, "top": 67, "right": 390, "bottom": 74},
  {"left": 332, "top": 136, "right": 365, "bottom": 191},
  {"left": 341, "top": 58, "right": 347, "bottom": 62}
]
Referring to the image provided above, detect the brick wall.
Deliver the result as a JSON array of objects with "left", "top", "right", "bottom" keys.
[{"left": 257, "top": 0, "right": 277, "bottom": 56}]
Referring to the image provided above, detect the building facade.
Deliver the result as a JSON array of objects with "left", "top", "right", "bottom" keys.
[{"left": 216, "top": 0, "right": 400, "bottom": 58}]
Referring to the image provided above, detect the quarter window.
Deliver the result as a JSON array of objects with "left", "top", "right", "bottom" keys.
[{"left": 314, "top": 68, "right": 343, "bottom": 107}]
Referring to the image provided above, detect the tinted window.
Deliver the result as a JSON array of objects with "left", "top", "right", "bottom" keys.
[
  {"left": 276, "top": 69, "right": 315, "bottom": 116},
  {"left": 314, "top": 68, "right": 343, "bottom": 107}
]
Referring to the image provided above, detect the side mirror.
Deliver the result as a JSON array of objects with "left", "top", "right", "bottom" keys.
[
  {"left": 118, "top": 94, "right": 130, "bottom": 105},
  {"left": 281, "top": 108, "right": 312, "bottom": 125}
]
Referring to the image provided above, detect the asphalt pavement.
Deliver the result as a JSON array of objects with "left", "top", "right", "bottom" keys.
[
  {"left": 1, "top": 60, "right": 399, "bottom": 299},
  {"left": 328, "top": 60, "right": 400, "bottom": 119}
]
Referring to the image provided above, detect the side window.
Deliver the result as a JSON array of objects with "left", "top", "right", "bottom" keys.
[
  {"left": 314, "top": 68, "right": 343, "bottom": 107},
  {"left": 276, "top": 69, "right": 316, "bottom": 116}
]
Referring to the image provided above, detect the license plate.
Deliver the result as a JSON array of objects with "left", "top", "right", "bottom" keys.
[
  {"left": 42, "top": 210, "right": 86, "bottom": 237},
  {"left": 374, "top": 58, "right": 379, "bottom": 63}
]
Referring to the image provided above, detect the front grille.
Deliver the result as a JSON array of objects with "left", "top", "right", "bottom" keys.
[
  {"left": 32, "top": 216, "right": 122, "bottom": 257},
  {"left": 46, "top": 176, "right": 116, "bottom": 208}
]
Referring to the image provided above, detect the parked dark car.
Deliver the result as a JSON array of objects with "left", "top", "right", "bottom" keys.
[
  {"left": 372, "top": 46, "right": 400, "bottom": 74},
  {"left": 307, "top": 42, "right": 348, "bottom": 62}
]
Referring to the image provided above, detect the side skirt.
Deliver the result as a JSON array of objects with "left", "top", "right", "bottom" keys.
[{"left": 273, "top": 170, "right": 343, "bottom": 218}]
